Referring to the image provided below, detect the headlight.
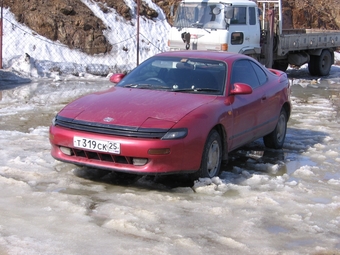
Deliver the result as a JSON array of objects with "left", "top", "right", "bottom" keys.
[
  {"left": 51, "top": 116, "right": 57, "bottom": 126},
  {"left": 161, "top": 128, "right": 188, "bottom": 140}
]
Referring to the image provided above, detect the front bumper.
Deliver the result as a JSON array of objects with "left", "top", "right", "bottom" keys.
[{"left": 49, "top": 125, "right": 203, "bottom": 175}]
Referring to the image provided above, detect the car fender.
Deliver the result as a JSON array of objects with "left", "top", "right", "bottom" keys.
[{"left": 169, "top": 97, "right": 233, "bottom": 167}]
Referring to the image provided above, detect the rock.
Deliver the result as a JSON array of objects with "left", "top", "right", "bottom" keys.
[
  {"left": 3, "top": 0, "right": 112, "bottom": 55},
  {"left": 282, "top": 0, "right": 340, "bottom": 29}
]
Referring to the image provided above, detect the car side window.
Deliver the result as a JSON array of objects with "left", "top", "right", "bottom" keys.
[
  {"left": 250, "top": 61, "right": 267, "bottom": 86},
  {"left": 231, "top": 60, "right": 260, "bottom": 89}
]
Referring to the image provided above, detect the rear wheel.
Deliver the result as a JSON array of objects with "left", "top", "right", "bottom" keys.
[
  {"left": 308, "top": 50, "right": 332, "bottom": 76},
  {"left": 190, "top": 130, "right": 222, "bottom": 180},
  {"left": 263, "top": 109, "right": 288, "bottom": 149}
]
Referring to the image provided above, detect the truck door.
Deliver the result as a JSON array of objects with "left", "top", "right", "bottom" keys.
[{"left": 228, "top": 6, "right": 260, "bottom": 54}]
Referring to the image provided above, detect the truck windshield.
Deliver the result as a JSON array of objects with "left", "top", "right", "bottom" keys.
[{"left": 174, "top": 3, "right": 227, "bottom": 29}]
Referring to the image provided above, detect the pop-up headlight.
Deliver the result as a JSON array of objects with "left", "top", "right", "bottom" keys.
[{"left": 161, "top": 128, "right": 188, "bottom": 140}]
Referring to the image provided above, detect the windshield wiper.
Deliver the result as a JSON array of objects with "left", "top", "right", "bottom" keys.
[
  {"left": 123, "top": 84, "right": 139, "bottom": 88},
  {"left": 191, "top": 22, "right": 204, "bottom": 28},
  {"left": 123, "top": 84, "right": 170, "bottom": 90},
  {"left": 194, "top": 88, "right": 220, "bottom": 92},
  {"left": 172, "top": 87, "right": 220, "bottom": 92}
]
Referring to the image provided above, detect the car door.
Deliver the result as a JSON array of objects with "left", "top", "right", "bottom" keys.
[
  {"left": 228, "top": 59, "right": 267, "bottom": 150},
  {"left": 248, "top": 60, "right": 281, "bottom": 135}
]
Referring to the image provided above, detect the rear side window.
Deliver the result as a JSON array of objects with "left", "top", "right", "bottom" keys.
[
  {"left": 230, "top": 60, "right": 260, "bottom": 89},
  {"left": 250, "top": 61, "right": 267, "bottom": 85}
]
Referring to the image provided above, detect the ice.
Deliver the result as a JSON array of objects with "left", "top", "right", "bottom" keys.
[
  {"left": 4, "top": 84, "right": 340, "bottom": 254},
  {"left": 293, "top": 166, "right": 318, "bottom": 177}
]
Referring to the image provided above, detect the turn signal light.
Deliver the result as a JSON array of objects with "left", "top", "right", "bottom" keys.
[
  {"left": 148, "top": 148, "right": 170, "bottom": 155},
  {"left": 221, "top": 43, "right": 228, "bottom": 51}
]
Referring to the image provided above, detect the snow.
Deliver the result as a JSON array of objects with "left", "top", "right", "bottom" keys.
[
  {"left": 1, "top": 0, "right": 170, "bottom": 80},
  {"left": 1, "top": 2, "right": 340, "bottom": 255}
]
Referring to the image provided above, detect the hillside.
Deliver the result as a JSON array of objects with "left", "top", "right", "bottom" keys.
[
  {"left": 3, "top": 0, "right": 340, "bottom": 56},
  {"left": 282, "top": 0, "right": 340, "bottom": 30}
]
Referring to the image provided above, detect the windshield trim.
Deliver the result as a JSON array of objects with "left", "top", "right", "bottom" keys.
[{"left": 117, "top": 56, "right": 227, "bottom": 96}]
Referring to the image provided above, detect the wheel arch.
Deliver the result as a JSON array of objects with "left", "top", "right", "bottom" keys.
[
  {"left": 309, "top": 47, "right": 334, "bottom": 54},
  {"left": 309, "top": 48, "right": 335, "bottom": 63}
]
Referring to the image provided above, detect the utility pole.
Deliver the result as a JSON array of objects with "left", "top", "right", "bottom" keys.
[
  {"left": 136, "top": 0, "right": 140, "bottom": 66},
  {"left": 0, "top": 0, "right": 3, "bottom": 69}
]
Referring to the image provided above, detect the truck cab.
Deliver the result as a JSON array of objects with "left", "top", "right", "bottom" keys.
[
  {"left": 169, "top": 0, "right": 340, "bottom": 76},
  {"left": 168, "top": 0, "right": 261, "bottom": 57}
]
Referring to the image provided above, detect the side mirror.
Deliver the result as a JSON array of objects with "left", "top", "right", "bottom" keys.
[
  {"left": 230, "top": 83, "right": 253, "bottom": 95},
  {"left": 224, "top": 6, "right": 234, "bottom": 19},
  {"left": 110, "top": 73, "right": 125, "bottom": 83}
]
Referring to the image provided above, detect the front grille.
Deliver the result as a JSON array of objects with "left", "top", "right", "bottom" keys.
[
  {"left": 72, "top": 148, "right": 133, "bottom": 164},
  {"left": 55, "top": 115, "right": 168, "bottom": 139}
]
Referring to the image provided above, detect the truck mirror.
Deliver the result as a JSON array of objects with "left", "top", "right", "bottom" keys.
[
  {"left": 225, "top": 6, "right": 233, "bottom": 19},
  {"left": 213, "top": 7, "right": 221, "bottom": 15}
]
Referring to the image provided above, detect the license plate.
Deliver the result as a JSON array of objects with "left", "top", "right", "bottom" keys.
[{"left": 73, "top": 136, "right": 120, "bottom": 154}]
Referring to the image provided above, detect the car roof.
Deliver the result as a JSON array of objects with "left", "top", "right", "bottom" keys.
[{"left": 155, "top": 51, "right": 247, "bottom": 62}]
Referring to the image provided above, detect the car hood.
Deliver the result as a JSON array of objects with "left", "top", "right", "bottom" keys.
[{"left": 58, "top": 87, "right": 217, "bottom": 129}]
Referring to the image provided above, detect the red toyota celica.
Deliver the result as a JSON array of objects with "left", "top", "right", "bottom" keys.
[{"left": 49, "top": 51, "right": 291, "bottom": 179}]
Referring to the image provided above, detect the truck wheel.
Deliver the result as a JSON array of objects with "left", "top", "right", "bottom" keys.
[
  {"left": 317, "top": 50, "right": 332, "bottom": 76},
  {"left": 308, "top": 50, "right": 332, "bottom": 76},
  {"left": 190, "top": 130, "right": 222, "bottom": 180},
  {"left": 272, "top": 60, "right": 288, "bottom": 72},
  {"left": 263, "top": 109, "right": 287, "bottom": 149}
]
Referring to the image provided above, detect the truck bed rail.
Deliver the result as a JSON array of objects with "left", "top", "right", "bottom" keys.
[{"left": 278, "top": 30, "right": 340, "bottom": 56}]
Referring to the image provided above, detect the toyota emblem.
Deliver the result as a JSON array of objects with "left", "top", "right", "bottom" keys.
[{"left": 103, "top": 117, "right": 114, "bottom": 122}]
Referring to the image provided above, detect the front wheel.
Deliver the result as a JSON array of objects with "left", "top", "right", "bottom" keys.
[
  {"left": 190, "top": 130, "right": 222, "bottom": 180},
  {"left": 263, "top": 109, "right": 288, "bottom": 149}
]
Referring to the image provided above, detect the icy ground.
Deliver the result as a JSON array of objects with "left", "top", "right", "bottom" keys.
[{"left": 0, "top": 64, "right": 340, "bottom": 254}]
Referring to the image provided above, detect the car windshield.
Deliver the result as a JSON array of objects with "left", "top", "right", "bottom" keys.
[
  {"left": 117, "top": 56, "right": 226, "bottom": 95},
  {"left": 173, "top": 2, "right": 227, "bottom": 29}
]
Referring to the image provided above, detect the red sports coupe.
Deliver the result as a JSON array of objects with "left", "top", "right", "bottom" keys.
[{"left": 49, "top": 51, "right": 291, "bottom": 179}]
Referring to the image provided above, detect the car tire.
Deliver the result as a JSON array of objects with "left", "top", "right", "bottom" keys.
[
  {"left": 191, "top": 130, "right": 222, "bottom": 180},
  {"left": 263, "top": 109, "right": 288, "bottom": 149}
]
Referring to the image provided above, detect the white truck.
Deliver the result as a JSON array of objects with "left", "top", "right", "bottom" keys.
[{"left": 168, "top": 0, "right": 340, "bottom": 76}]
